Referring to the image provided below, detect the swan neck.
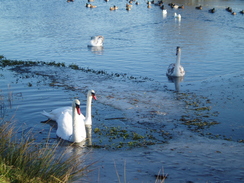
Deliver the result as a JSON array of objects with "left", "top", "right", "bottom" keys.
[
  {"left": 72, "top": 104, "right": 78, "bottom": 142},
  {"left": 85, "top": 95, "right": 92, "bottom": 125},
  {"left": 176, "top": 50, "right": 181, "bottom": 67}
]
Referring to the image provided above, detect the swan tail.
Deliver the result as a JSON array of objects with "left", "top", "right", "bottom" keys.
[{"left": 41, "top": 110, "right": 56, "bottom": 120}]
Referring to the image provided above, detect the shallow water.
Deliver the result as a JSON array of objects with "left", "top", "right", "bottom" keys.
[{"left": 0, "top": 0, "right": 244, "bottom": 182}]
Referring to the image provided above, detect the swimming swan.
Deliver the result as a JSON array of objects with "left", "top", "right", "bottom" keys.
[
  {"left": 88, "top": 36, "right": 104, "bottom": 47},
  {"left": 42, "top": 90, "right": 96, "bottom": 124},
  {"left": 174, "top": 12, "right": 181, "bottom": 19},
  {"left": 42, "top": 99, "right": 86, "bottom": 143},
  {"left": 166, "top": 46, "right": 185, "bottom": 77}
]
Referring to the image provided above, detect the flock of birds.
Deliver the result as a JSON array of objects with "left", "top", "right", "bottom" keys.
[
  {"left": 43, "top": 0, "right": 243, "bottom": 143},
  {"left": 68, "top": 0, "right": 244, "bottom": 17},
  {"left": 42, "top": 36, "right": 184, "bottom": 143}
]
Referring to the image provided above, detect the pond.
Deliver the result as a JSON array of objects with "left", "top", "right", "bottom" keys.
[{"left": 0, "top": 0, "right": 244, "bottom": 182}]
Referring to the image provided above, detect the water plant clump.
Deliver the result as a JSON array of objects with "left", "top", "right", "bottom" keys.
[{"left": 92, "top": 125, "right": 168, "bottom": 149}]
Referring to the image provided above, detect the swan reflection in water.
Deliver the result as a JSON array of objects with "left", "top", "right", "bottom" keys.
[
  {"left": 167, "top": 76, "right": 184, "bottom": 92},
  {"left": 87, "top": 46, "right": 104, "bottom": 55}
]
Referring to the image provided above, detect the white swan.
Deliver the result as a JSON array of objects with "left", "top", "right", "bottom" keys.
[
  {"left": 42, "top": 90, "right": 96, "bottom": 123},
  {"left": 166, "top": 46, "right": 185, "bottom": 77},
  {"left": 174, "top": 12, "right": 181, "bottom": 19},
  {"left": 88, "top": 36, "right": 104, "bottom": 47},
  {"left": 162, "top": 9, "right": 167, "bottom": 15},
  {"left": 42, "top": 99, "right": 86, "bottom": 143},
  {"left": 41, "top": 90, "right": 96, "bottom": 142}
]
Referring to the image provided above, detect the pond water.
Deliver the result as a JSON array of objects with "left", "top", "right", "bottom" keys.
[{"left": 0, "top": 0, "right": 244, "bottom": 182}]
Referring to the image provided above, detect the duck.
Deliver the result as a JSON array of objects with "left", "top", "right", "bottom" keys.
[
  {"left": 126, "top": 3, "right": 133, "bottom": 8},
  {"left": 179, "top": 5, "right": 184, "bottom": 9},
  {"left": 88, "top": 36, "right": 104, "bottom": 47},
  {"left": 110, "top": 5, "right": 118, "bottom": 10},
  {"left": 42, "top": 89, "right": 96, "bottom": 125},
  {"left": 195, "top": 5, "right": 202, "bottom": 10},
  {"left": 85, "top": 3, "right": 91, "bottom": 8},
  {"left": 226, "top": 7, "right": 232, "bottom": 12},
  {"left": 174, "top": 12, "right": 181, "bottom": 19},
  {"left": 209, "top": 8, "right": 216, "bottom": 13},
  {"left": 90, "top": 4, "right": 97, "bottom": 8},
  {"left": 166, "top": 47, "right": 185, "bottom": 77},
  {"left": 231, "top": 12, "right": 236, "bottom": 15},
  {"left": 42, "top": 99, "right": 86, "bottom": 143},
  {"left": 240, "top": 10, "right": 244, "bottom": 14}
]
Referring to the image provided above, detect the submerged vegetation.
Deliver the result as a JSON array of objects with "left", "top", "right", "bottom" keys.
[
  {"left": 0, "top": 55, "right": 153, "bottom": 82},
  {"left": 91, "top": 125, "right": 171, "bottom": 149}
]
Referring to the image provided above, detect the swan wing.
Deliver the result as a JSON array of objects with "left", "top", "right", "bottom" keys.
[
  {"left": 56, "top": 110, "right": 73, "bottom": 141},
  {"left": 41, "top": 106, "right": 72, "bottom": 121}
]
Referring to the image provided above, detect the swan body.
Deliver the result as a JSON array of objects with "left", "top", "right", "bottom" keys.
[
  {"left": 88, "top": 36, "right": 104, "bottom": 47},
  {"left": 42, "top": 99, "right": 86, "bottom": 143},
  {"left": 166, "top": 47, "right": 185, "bottom": 77}
]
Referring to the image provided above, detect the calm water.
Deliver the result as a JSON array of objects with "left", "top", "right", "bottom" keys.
[
  {"left": 1, "top": 0, "right": 243, "bottom": 82},
  {"left": 1, "top": 0, "right": 244, "bottom": 182}
]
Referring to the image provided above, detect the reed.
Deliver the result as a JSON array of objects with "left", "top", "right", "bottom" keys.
[{"left": 0, "top": 98, "right": 91, "bottom": 182}]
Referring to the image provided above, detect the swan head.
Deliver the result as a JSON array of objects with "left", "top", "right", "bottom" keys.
[
  {"left": 73, "top": 99, "right": 81, "bottom": 115},
  {"left": 176, "top": 46, "right": 181, "bottom": 55},
  {"left": 88, "top": 90, "right": 97, "bottom": 100}
]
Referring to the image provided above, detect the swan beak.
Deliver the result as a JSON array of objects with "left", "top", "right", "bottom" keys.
[
  {"left": 75, "top": 104, "right": 81, "bottom": 115},
  {"left": 92, "top": 93, "right": 97, "bottom": 100}
]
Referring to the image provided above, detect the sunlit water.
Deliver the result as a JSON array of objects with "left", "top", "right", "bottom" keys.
[{"left": 1, "top": 0, "right": 244, "bottom": 182}]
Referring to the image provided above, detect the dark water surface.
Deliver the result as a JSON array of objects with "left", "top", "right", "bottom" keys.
[{"left": 1, "top": 0, "right": 244, "bottom": 182}]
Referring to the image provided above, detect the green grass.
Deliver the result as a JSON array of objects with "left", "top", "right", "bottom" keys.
[{"left": 0, "top": 120, "right": 91, "bottom": 183}]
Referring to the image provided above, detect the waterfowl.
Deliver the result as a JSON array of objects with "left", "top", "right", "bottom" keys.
[
  {"left": 42, "top": 99, "right": 86, "bottom": 143},
  {"left": 86, "top": 3, "right": 91, "bottom": 8},
  {"left": 147, "top": 5, "right": 152, "bottom": 8},
  {"left": 226, "top": 7, "right": 232, "bottom": 12},
  {"left": 42, "top": 90, "right": 97, "bottom": 126},
  {"left": 162, "top": 9, "right": 167, "bottom": 15},
  {"left": 135, "top": 1, "right": 139, "bottom": 5},
  {"left": 174, "top": 12, "right": 181, "bottom": 19},
  {"left": 231, "top": 12, "right": 236, "bottom": 15},
  {"left": 240, "top": 10, "right": 244, "bottom": 14},
  {"left": 179, "top": 5, "right": 184, "bottom": 9},
  {"left": 166, "top": 47, "right": 185, "bottom": 77},
  {"left": 126, "top": 3, "right": 132, "bottom": 8},
  {"left": 90, "top": 4, "right": 97, "bottom": 8},
  {"left": 196, "top": 5, "right": 202, "bottom": 10},
  {"left": 209, "top": 8, "right": 216, "bottom": 13},
  {"left": 161, "top": 5, "right": 167, "bottom": 14},
  {"left": 110, "top": 5, "right": 118, "bottom": 11},
  {"left": 88, "top": 36, "right": 104, "bottom": 47}
]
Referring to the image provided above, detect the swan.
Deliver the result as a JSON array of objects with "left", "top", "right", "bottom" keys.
[
  {"left": 166, "top": 46, "right": 185, "bottom": 77},
  {"left": 174, "top": 12, "right": 181, "bottom": 19},
  {"left": 42, "top": 99, "right": 86, "bottom": 143},
  {"left": 88, "top": 36, "right": 104, "bottom": 47},
  {"left": 42, "top": 90, "right": 96, "bottom": 125}
]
